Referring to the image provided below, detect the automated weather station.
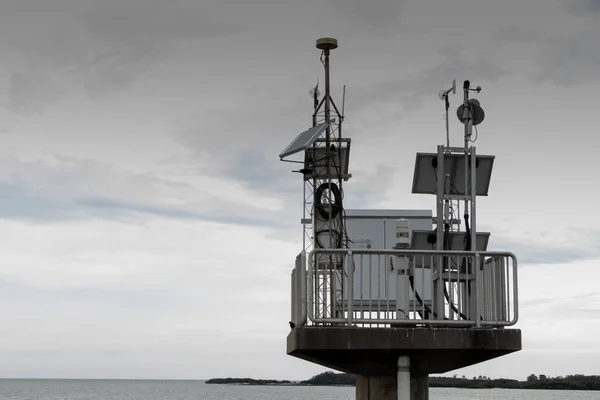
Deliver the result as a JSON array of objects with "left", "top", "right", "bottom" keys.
[{"left": 281, "top": 38, "right": 522, "bottom": 400}]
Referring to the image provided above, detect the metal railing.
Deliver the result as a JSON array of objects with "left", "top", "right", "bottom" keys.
[{"left": 291, "top": 249, "right": 518, "bottom": 328}]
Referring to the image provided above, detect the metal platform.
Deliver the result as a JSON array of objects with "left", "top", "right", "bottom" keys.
[{"left": 287, "top": 326, "right": 522, "bottom": 376}]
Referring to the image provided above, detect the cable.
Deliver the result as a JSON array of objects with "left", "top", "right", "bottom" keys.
[
  {"left": 470, "top": 124, "right": 479, "bottom": 142},
  {"left": 468, "top": 104, "right": 479, "bottom": 142},
  {"left": 464, "top": 213, "right": 472, "bottom": 251},
  {"left": 315, "top": 182, "right": 343, "bottom": 220},
  {"left": 409, "top": 276, "right": 433, "bottom": 319},
  {"left": 315, "top": 229, "right": 342, "bottom": 249}
]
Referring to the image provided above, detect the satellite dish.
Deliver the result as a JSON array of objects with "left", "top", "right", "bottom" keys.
[{"left": 456, "top": 98, "right": 485, "bottom": 126}]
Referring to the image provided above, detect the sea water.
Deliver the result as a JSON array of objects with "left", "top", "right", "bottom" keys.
[{"left": 0, "top": 379, "right": 599, "bottom": 400}]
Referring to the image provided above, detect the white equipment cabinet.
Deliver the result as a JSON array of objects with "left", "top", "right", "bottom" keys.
[{"left": 339, "top": 209, "right": 433, "bottom": 311}]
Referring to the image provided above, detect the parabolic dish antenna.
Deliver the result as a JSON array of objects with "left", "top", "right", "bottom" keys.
[{"left": 456, "top": 98, "right": 485, "bottom": 126}]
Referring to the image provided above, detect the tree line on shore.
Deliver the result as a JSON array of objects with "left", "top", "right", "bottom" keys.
[
  {"left": 207, "top": 372, "right": 600, "bottom": 390},
  {"left": 429, "top": 373, "right": 600, "bottom": 390}
]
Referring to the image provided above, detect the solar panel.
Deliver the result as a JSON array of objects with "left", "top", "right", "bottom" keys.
[
  {"left": 279, "top": 123, "right": 329, "bottom": 160},
  {"left": 411, "top": 152, "right": 495, "bottom": 196}
]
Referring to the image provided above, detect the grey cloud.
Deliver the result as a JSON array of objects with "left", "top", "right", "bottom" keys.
[
  {"left": 521, "top": 293, "right": 598, "bottom": 309},
  {"left": 174, "top": 93, "right": 309, "bottom": 198},
  {"left": 77, "top": 196, "right": 283, "bottom": 228},
  {"left": 492, "top": 17, "right": 600, "bottom": 87},
  {"left": 324, "top": 0, "right": 404, "bottom": 32},
  {"left": 344, "top": 164, "right": 396, "bottom": 207},
  {"left": 7, "top": 72, "right": 61, "bottom": 116},
  {"left": 352, "top": 47, "right": 510, "bottom": 113},
  {"left": 2, "top": 0, "right": 245, "bottom": 112},
  {"left": 0, "top": 183, "right": 79, "bottom": 222},
  {"left": 487, "top": 233, "right": 600, "bottom": 265},
  {"left": 81, "top": 0, "right": 238, "bottom": 45},
  {"left": 522, "top": 293, "right": 600, "bottom": 321},
  {"left": 0, "top": 155, "right": 285, "bottom": 228},
  {"left": 562, "top": 0, "right": 600, "bottom": 15},
  {"left": 222, "top": 151, "right": 293, "bottom": 192},
  {"left": 0, "top": 155, "right": 172, "bottom": 201},
  {"left": 73, "top": 0, "right": 244, "bottom": 95},
  {"left": 0, "top": 277, "right": 185, "bottom": 312},
  {"left": 532, "top": 29, "right": 600, "bottom": 86},
  {"left": 493, "top": 26, "right": 547, "bottom": 43}
]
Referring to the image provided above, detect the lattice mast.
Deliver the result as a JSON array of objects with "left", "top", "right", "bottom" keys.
[
  {"left": 313, "top": 38, "right": 344, "bottom": 248},
  {"left": 435, "top": 79, "right": 484, "bottom": 247},
  {"left": 312, "top": 38, "right": 347, "bottom": 320},
  {"left": 279, "top": 38, "right": 351, "bottom": 322},
  {"left": 430, "top": 79, "right": 487, "bottom": 320}
]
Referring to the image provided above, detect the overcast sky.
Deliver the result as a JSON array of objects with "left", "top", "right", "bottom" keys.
[{"left": 0, "top": 0, "right": 599, "bottom": 381}]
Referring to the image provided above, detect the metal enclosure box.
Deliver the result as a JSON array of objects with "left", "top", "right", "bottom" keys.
[
  {"left": 291, "top": 252, "right": 307, "bottom": 326},
  {"left": 342, "top": 209, "right": 433, "bottom": 310}
]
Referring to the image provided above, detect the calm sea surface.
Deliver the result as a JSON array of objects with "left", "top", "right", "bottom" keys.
[{"left": 0, "top": 379, "right": 599, "bottom": 400}]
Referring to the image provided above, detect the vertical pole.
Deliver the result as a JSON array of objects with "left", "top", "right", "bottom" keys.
[
  {"left": 470, "top": 147, "right": 477, "bottom": 256},
  {"left": 445, "top": 94, "right": 450, "bottom": 148},
  {"left": 302, "top": 182, "right": 306, "bottom": 252},
  {"left": 462, "top": 80, "right": 473, "bottom": 322},
  {"left": 323, "top": 46, "right": 333, "bottom": 248},
  {"left": 322, "top": 47, "right": 334, "bottom": 318},
  {"left": 324, "top": 48, "right": 332, "bottom": 211},
  {"left": 471, "top": 146, "right": 479, "bottom": 325},
  {"left": 474, "top": 252, "right": 481, "bottom": 327},
  {"left": 396, "top": 257, "right": 410, "bottom": 321},
  {"left": 435, "top": 145, "right": 444, "bottom": 319},
  {"left": 397, "top": 356, "right": 410, "bottom": 400},
  {"left": 310, "top": 81, "right": 318, "bottom": 254},
  {"left": 436, "top": 145, "right": 445, "bottom": 250},
  {"left": 443, "top": 171, "right": 451, "bottom": 319},
  {"left": 462, "top": 80, "right": 471, "bottom": 231},
  {"left": 312, "top": 82, "right": 319, "bottom": 128},
  {"left": 347, "top": 250, "right": 353, "bottom": 325},
  {"left": 300, "top": 251, "right": 307, "bottom": 325}
]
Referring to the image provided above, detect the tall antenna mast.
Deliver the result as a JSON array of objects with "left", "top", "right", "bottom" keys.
[
  {"left": 319, "top": 37, "right": 336, "bottom": 249},
  {"left": 314, "top": 37, "right": 346, "bottom": 319},
  {"left": 457, "top": 80, "right": 484, "bottom": 251},
  {"left": 278, "top": 38, "right": 352, "bottom": 321}
]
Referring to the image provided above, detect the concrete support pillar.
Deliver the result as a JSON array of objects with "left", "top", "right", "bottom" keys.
[
  {"left": 356, "top": 375, "right": 428, "bottom": 400},
  {"left": 410, "top": 375, "right": 429, "bottom": 400},
  {"left": 356, "top": 375, "right": 396, "bottom": 400},
  {"left": 397, "top": 356, "right": 410, "bottom": 400}
]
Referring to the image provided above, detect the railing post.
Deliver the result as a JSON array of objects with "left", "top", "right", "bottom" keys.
[
  {"left": 347, "top": 250, "right": 353, "bottom": 325},
  {"left": 511, "top": 254, "right": 519, "bottom": 326},
  {"left": 307, "top": 251, "right": 315, "bottom": 323},
  {"left": 300, "top": 250, "right": 308, "bottom": 325},
  {"left": 396, "top": 255, "right": 410, "bottom": 321},
  {"left": 474, "top": 252, "right": 481, "bottom": 328},
  {"left": 436, "top": 254, "right": 444, "bottom": 321}
]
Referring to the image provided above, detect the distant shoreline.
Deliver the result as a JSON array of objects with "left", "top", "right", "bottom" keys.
[
  {"left": 206, "top": 372, "right": 600, "bottom": 391},
  {"left": 204, "top": 378, "right": 352, "bottom": 387}
]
